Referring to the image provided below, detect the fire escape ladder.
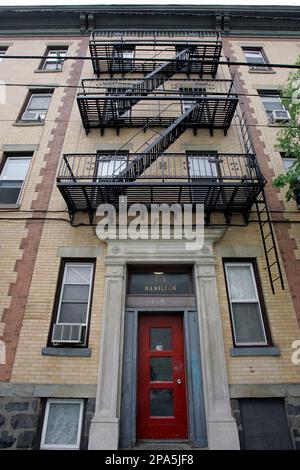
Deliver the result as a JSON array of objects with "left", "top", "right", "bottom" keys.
[
  {"left": 254, "top": 190, "right": 285, "bottom": 294},
  {"left": 118, "top": 101, "right": 201, "bottom": 180},
  {"left": 112, "top": 47, "right": 191, "bottom": 118}
]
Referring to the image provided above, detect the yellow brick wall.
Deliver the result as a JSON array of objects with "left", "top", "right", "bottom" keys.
[{"left": 1, "top": 36, "right": 299, "bottom": 386}]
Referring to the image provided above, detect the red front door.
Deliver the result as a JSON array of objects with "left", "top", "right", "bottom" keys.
[{"left": 137, "top": 314, "right": 188, "bottom": 439}]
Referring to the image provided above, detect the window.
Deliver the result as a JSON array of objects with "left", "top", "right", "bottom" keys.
[
  {"left": 112, "top": 46, "right": 135, "bottom": 72},
  {"left": 239, "top": 399, "right": 293, "bottom": 450},
  {"left": 0, "top": 154, "right": 31, "bottom": 204},
  {"left": 0, "top": 47, "right": 8, "bottom": 62},
  {"left": 51, "top": 261, "right": 94, "bottom": 346},
  {"left": 224, "top": 261, "right": 271, "bottom": 346},
  {"left": 21, "top": 90, "right": 53, "bottom": 122},
  {"left": 281, "top": 152, "right": 297, "bottom": 172},
  {"left": 179, "top": 87, "right": 206, "bottom": 113},
  {"left": 259, "top": 91, "right": 286, "bottom": 121},
  {"left": 243, "top": 47, "right": 271, "bottom": 71},
  {"left": 187, "top": 151, "right": 219, "bottom": 179},
  {"left": 40, "top": 399, "right": 84, "bottom": 449},
  {"left": 40, "top": 46, "right": 68, "bottom": 71},
  {"left": 96, "top": 151, "right": 128, "bottom": 179}
]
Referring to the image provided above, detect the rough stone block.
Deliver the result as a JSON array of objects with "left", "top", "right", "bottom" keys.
[
  {"left": 5, "top": 402, "right": 29, "bottom": 412},
  {"left": 10, "top": 414, "right": 38, "bottom": 430},
  {"left": 0, "top": 431, "right": 16, "bottom": 449},
  {"left": 16, "top": 431, "right": 36, "bottom": 449}
]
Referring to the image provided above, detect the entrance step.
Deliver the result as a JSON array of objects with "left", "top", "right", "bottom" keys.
[{"left": 133, "top": 440, "right": 205, "bottom": 450}]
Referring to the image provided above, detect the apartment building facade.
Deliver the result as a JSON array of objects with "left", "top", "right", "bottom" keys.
[{"left": 0, "top": 5, "right": 300, "bottom": 450}]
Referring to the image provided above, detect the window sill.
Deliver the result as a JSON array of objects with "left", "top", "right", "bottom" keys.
[
  {"left": 14, "top": 121, "right": 45, "bottom": 127},
  {"left": 248, "top": 69, "right": 275, "bottom": 74},
  {"left": 230, "top": 346, "right": 280, "bottom": 357},
  {"left": 34, "top": 69, "right": 62, "bottom": 73},
  {"left": 42, "top": 347, "right": 91, "bottom": 357},
  {"left": 0, "top": 203, "right": 20, "bottom": 210},
  {"left": 267, "top": 122, "right": 290, "bottom": 128}
]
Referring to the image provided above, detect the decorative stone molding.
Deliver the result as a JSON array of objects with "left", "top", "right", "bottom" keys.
[{"left": 89, "top": 230, "right": 240, "bottom": 450}]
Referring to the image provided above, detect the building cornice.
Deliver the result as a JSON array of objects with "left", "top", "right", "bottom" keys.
[{"left": 0, "top": 5, "right": 299, "bottom": 37}]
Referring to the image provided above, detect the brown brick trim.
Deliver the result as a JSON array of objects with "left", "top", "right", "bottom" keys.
[
  {"left": 0, "top": 37, "right": 89, "bottom": 381},
  {"left": 223, "top": 38, "right": 300, "bottom": 326}
]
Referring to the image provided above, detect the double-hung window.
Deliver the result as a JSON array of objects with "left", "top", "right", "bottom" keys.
[
  {"left": 96, "top": 151, "right": 128, "bottom": 179},
  {"left": 179, "top": 87, "right": 206, "bottom": 114},
  {"left": 112, "top": 46, "right": 135, "bottom": 72},
  {"left": 40, "top": 399, "right": 84, "bottom": 450},
  {"left": 243, "top": 47, "right": 271, "bottom": 71},
  {"left": 21, "top": 90, "right": 53, "bottom": 122},
  {"left": 51, "top": 261, "right": 94, "bottom": 347},
  {"left": 187, "top": 151, "right": 219, "bottom": 180},
  {"left": 259, "top": 91, "right": 287, "bottom": 122},
  {"left": 224, "top": 261, "right": 270, "bottom": 346},
  {"left": 41, "top": 46, "right": 68, "bottom": 71},
  {"left": 0, "top": 154, "right": 31, "bottom": 204},
  {"left": 281, "top": 152, "right": 297, "bottom": 172}
]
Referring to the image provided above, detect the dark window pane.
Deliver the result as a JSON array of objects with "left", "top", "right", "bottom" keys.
[
  {"left": 62, "top": 285, "right": 90, "bottom": 302},
  {"left": 150, "top": 328, "right": 172, "bottom": 351},
  {"left": 232, "top": 303, "right": 266, "bottom": 344},
  {"left": 150, "top": 357, "right": 173, "bottom": 381},
  {"left": 150, "top": 389, "right": 174, "bottom": 417},
  {"left": 0, "top": 182, "right": 22, "bottom": 203},
  {"left": 59, "top": 302, "right": 88, "bottom": 324}
]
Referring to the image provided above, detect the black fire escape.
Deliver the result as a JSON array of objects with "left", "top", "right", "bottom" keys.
[{"left": 57, "top": 30, "right": 284, "bottom": 293}]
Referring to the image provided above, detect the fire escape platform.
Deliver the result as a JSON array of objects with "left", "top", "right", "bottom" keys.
[
  {"left": 89, "top": 35, "right": 222, "bottom": 76},
  {"left": 77, "top": 86, "right": 238, "bottom": 134},
  {"left": 57, "top": 153, "right": 265, "bottom": 220}
]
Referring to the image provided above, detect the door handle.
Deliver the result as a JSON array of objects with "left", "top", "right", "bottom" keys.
[{"left": 176, "top": 379, "right": 182, "bottom": 385}]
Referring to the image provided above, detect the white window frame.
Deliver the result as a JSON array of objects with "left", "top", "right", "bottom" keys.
[
  {"left": 54, "top": 262, "right": 94, "bottom": 344},
  {"left": 243, "top": 48, "right": 270, "bottom": 71},
  {"left": 42, "top": 48, "right": 67, "bottom": 71},
  {"left": 21, "top": 92, "right": 53, "bottom": 121},
  {"left": 0, "top": 156, "right": 31, "bottom": 204},
  {"left": 40, "top": 399, "right": 84, "bottom": 450},
  {"left": 187, "top": 153, "right": 219, "bottom": 179},
  {"left": 96, "top": 152, "right": 128, "bottom": 178},
  {"left": 224, "top": 261, "right": 268, "bottom": 346}
]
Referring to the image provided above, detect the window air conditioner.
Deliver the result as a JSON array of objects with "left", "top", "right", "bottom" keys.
[
  {"left": 52, "top": 323, "right": 85, "bottom": 345},
  {"left": 270, "top": 109, "right": 290, "bottom": 123},
  {"left": 22, "top": 112, "right": 45, "bottom": 122}
]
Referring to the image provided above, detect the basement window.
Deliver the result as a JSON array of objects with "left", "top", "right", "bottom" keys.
[{"left": 40, "top": 399, "right": 84, "bottom": 450}]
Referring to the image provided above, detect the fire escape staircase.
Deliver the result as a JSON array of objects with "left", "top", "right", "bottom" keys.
[
  {"left": 117, "top": 101, "right": 202, "bottom": 180},
  {"left": 104, "top": 47, "right": 191, "bottom": 119}
]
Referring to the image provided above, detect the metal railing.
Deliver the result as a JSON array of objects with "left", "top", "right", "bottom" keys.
[
  {"left": 78, "top": 77, "right": 233, "bottom": 96},
  {"left": 58, "top": 153, "right": 264, "bottom": 184},
  {"left": 90, "top": 30, "right": 221, "bottom": 40}
]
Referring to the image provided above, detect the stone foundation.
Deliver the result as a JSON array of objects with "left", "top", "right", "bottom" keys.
[{"left": 0, "top": 397, "right": 41, "bottom": 449}]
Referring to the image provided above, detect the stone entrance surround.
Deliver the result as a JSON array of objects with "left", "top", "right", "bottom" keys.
[{"left": 88, "top": 230, "right": 240, "bottom": 450}]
